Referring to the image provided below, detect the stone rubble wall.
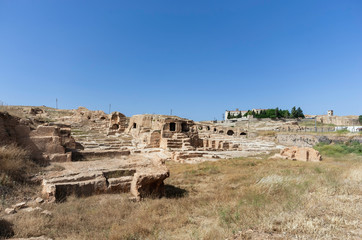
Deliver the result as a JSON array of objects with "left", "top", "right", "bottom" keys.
[
  {"left": 276, "top": 133, "right": 362, "bottom": 147},
  {"left": 316, "top": 115, "right": 359, "bottom": 126}
]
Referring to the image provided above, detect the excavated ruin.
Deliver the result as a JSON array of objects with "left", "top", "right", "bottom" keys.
[{"left": 1, "top": 106, "right": 285, "bottom": 201}]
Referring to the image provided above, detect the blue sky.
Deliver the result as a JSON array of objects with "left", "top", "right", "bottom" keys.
[{"left": 0, "top": 0, "right": 361, "bottom": 121}]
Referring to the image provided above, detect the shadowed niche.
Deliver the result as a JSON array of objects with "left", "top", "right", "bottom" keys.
[{"left": 164, "top": 185, "right": 188, "bottom": 199}]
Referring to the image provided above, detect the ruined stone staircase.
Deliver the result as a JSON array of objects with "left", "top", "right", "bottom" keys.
[
  {"left": 70, "top": 119, "right": 134, "bottom": 160},
  {"left": 163, "top": 133, "right": 194, "bottom": 151}
]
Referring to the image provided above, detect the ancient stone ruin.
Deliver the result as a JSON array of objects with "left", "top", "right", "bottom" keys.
[
  {"left": 270, "top": 146, "right": 322, "bottom": 162},
  {"left": 1, "top": 107, "right": 287, "bottom": 201}
]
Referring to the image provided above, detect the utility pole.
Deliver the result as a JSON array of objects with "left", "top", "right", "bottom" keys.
[
  {"left": 56, "top": 98, "right": 58, "bottom": 109},
  {"left": 109, "top": 104, "right": 111, "bottom": 114},
  {"left": 170, "top": 109, "right": 172, "bottom": 116}
]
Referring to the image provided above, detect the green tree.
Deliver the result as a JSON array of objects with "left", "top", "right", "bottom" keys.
[
  {"left": 283, "top": 110, "right": 290, "bottom": 118},
  {"left": 359, "top": 115, "right": 362, "bottom": 124},
  {"left": 275, "top": 108, "right": 280, "bottom": 118},
  {"left": 291, "top": 106, "right": 297, "bottom": 118},
  {"left": 227, "top": 112, "right": 231, "bottom": 119},
  {"left": 296, "top": 107, "right": 305, "bottom": 118}
]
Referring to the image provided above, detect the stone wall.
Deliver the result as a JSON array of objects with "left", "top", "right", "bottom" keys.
[
  {"left": 276, "top": 133, "right": 362, "bottom": 147},
  {"left": 316, "top": 115, "right": 359, "bottom": 126}
]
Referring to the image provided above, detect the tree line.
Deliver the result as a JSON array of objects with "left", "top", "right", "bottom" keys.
[{"left": 227, "top": 107, "right": 305, "bottom": 119}]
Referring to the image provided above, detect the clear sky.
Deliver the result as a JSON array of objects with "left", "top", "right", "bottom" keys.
[{"left": 0, "top": 1, "right": 361, "bottom": 121}]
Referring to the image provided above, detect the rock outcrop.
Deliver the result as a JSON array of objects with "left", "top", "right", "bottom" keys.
[
  {"left": 0, "top": 112, "right": 75, "bottom": 162},
  {"left": 107, "top": 112, "right": 128, "bottom": 135},
  {"left": 271, "top": 146, "right": 322, "bottom": 162},
  {"left": 41, "top": 157, "right": 169, "bottom": 202}
]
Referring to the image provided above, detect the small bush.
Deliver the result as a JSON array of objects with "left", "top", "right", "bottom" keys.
[{"left": 336, "top": 129, "right": 349, "bottom": 134}]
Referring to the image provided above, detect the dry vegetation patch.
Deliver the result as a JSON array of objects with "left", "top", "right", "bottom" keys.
[
  {"left": 0, "top": 145, "right": 40, "bottom": 208},
  {"left": 2, "top": 153, "right": 361, "bottom": 239}
]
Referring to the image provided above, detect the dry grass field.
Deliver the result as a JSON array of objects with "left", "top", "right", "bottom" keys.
[{"left": 2, "top": 148, "right": 361, "bottom": 240}]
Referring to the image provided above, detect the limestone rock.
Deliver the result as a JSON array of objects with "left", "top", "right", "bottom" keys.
[
  {"left": 42, "top": 157, "right": 169, "bottom": 201},
  {"left": 22, "top": 207, "right": 42, "bottom": 213},
  {"left": 5, "top": 208, "right": 16, "bottom": 214},
  {"left": 29, "top": 107, "right": 44, "bottom": 115},
  {"left": 12, "top": 202, "right": 27, "bottom": 210},
  {"left": 108, "top": 112, "right": 128, "bottom": 135},
  {"left": 41, "top": 210, "right": 52, "bottom": 216},
  {"left": 130, "top": 168, "right": 170, "bottom": 200},
  {"left": 0, "top": 113, "right": 75, "bottom": 162},
  {"left": 280, "top": 146, "right": 322, "bottom": 162},
  {"left": 35, "top": 197, "right": 44, "bottom": 204}
]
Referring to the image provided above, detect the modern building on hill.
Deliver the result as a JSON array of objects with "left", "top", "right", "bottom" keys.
[{"left": 224, "top": 109, "right": 248, "bottom": 121}]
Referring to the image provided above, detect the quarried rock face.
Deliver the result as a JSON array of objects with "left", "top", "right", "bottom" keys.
[
  {"left": 24, "top": 125, "right": 74, "bottom": 162},
  {"left": 130, "top": 169, "right": 169, "bottom": 200},
  {"left": 279, "top": 146, "right": 322, "bottom": 162},
  {"left": 0, "top": 112, "right": 76, "bottom": 162},
  {"left": 42, "top": 157, "right": 169, "bottom": 201},
  {"left": 127, "top": 114, "right": 201, "bottom": 150},
  {"left": 107, "top": 112, "right": 128, "bottom": 135}
]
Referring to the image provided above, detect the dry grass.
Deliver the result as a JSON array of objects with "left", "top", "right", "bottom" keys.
[
  {"left": 2, "top": 153, "right": 361, "bottom": 239},
  {"left": 0, "top": 145, "right": 34, "bottom": 184},
  {"left": 0, "top": 145, "right": 40, "bottom": 208}
]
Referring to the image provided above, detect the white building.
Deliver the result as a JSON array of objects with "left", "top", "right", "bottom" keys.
[{"left": 224, "top": 109, "right": 248, "bottom": 121}]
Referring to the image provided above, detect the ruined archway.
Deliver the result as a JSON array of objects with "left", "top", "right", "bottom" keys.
[
  {"left": 227, "top": 130, "right": 234, "bottom": 136},
  {"left": 170, "top": 122, "right": 176, "bottom": 131},
  {"left": 240, "top": 132, "right": 247, "bottom": 136},
  {"left": 219, "top": 130, "right": 224, "bottom": 134},
  {"left": 133, "top": 123, "right": 137, "bottom": 129}
]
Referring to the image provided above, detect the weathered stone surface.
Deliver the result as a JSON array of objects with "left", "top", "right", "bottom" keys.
[
  {"left": 280, "top": 146, "right": 322, "bottom": 162},
  {"left": 42, "top": 157, "right": 169, "bottom": 201},
  {"left": 130, "top": 167, "right": 170, "bottom": 199},
  {"left": 41, "top": 210, "right": 52, "bottom": 216},
  {"left": 0, "top": 113, "right": 75, "bottom": 162},
  {"left": 317, "top": 115, "right": 359, "bottom": 126},
  {"left": 276, "top": 134, "right": 362, "bottom": 147},
  {"left": 5, "top": 208, "right": 16, "bottom": 214},
  {"left": 12, "top": 202, "right": 27, "bottom": 210},
  {"left": 108, "top": 112, "right": 128, "bottom": 135},
  {"left": 29, "top": 107, "right": 44, "bottom": 115},
  {"left": 22, "top": 207, "right": 42, "bottom": 213}
]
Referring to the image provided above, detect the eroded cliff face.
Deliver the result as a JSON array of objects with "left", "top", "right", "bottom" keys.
[{"left": 276, "top": 133, "right": 362, "bottom": 147}]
